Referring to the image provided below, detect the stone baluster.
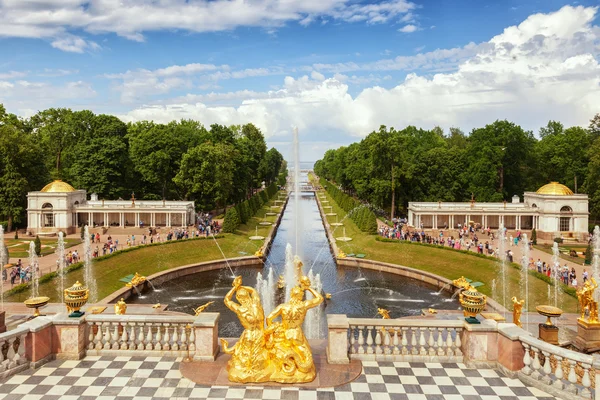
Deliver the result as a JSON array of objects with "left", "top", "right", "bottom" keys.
[
  {"left": 145, "top": 324, "right": 153, "bottom": 350},
  {"left": 163, "top": 324, "right": 171, "bottom": 351},
  {"left": 95, "top": 322, "right": 103, "bottom": 350},
  {"left": 128, "top": 324, "right": 136, "bottom": 350},
  {"left": 530, "top": 346, "right": 541, "bottom": 380},
  {"left": 103, "top": 323, "right": 111, "bottom": 350},
  {"left": 120, "top": 323, "right": 129, "bottom": 350},
  {"left": 189, "top": 325, "right": 196, "bottom": 352},
  {"left": 541, "top": 351, "right": 552, "bottom": 385},
  {"left": 383, "top": 328, "right": 391, "bottom": 355},
  {"left": 137, "top": 322, "right": 145, "bottom": 350},
  {"left": 392, "top": 328, "right": 399, "bottom": 355},
  {"left": 552, "top": 355, "right": 564, "bottom": 389},
  {"left": 410, "top": 327, "right": 418, "bottom": 355},
  {"left": 365, "top": 326, "right": 373, "bottom": 354},
  {"left": 357, "top": 326, "right": 365, "bottom": 354},
  {"left": 350, "top": 326, "right": 356, "bottom": 354},
  {"left": 88, "top": 324, "right": 95, "bottom": 350},
  {"left": 521, "top": 343, "right": 532, "bottom": 375},
  {"left": 566, "top": 359, "right": 578, "bottom": 393},
  {"left": 5, "top": 337, "right": 16, "bottom": 369},
  {"left": 375, "top": 327, "right": 382, "bottom": 355},
  {"left": 16, "top": 334, "right": 26, "bottom": 365},
  {"left": 172, "top": 324, "right": 179, "bottom": 351},
  {"left": 0, "top": 339, "right": 9, "bottom": 370},
  {"left": 428, "top": 328, "right": 436, "bottom": 356},
  {"left": 454, "top": 328, "right": 462, "bottom": 356},
  {"left": 418, "top": 328, "right": 426, "bottom": 355},
  {"left": 181, "top": 325, "right": 188, "bottom": 351},
  {"left": 111, "top": 323, "right": 120, "bottom": 350},
  {"left": 446, "top": 327, "right": 454, "bottom": 356},
  {"left": 401, "top": 327, "right": 408, "bottom": 355},
  {"left": 155, "top": 325, "right": 163, "bottom": 351},
  {"left": 581, "top": 363, "right": 592, "bottom": 399},
  {"left": 436, "top": 328, "right": 444, "bottom": 356}
]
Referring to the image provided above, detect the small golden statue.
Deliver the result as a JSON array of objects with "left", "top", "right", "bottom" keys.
[
  {"left": 337, "top": 250, "right": 346, "bottom": 259},
  {"left": 115, "top": 298, "right": 127, "bottom": 315},
  {"left": 428, "top": 308, "right": 437, "bottom": 314},
  {"left": 293, "top": 256, "right": 303, "bottom": 280},
  {"left": 126, "top": 272, "right": 147, "bottom": 287},
  {"left": 325, "top": 293, "right": 332, "bottom": 300},
  {"left": 453, "top": 276, "right": 470, "bottom": 290},
  {"left": 193, "top": 301, "right": 214, "bottom": 316},
  {"left": 254, "top": 246, "right": 264, "bottom": 257},
  {"left": 152, "top": 303, "right": 161, "bottom": 309},
  {"left": 222, "top": 274, "right": 323, "bottom": 384},
  {"left": 577, "top": 278, "right": 600, "bottom": 324},
  {"left": 511, "top": 296, "right": 525, "bottom": 328},
  {"left": 377, "top": 308, "right": 391, "bottom": 319},
  {"left": 277, "top": 275, "right": 286, "bottom": 290}
]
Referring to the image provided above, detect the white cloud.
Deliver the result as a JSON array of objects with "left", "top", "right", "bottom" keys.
[
  {"left": 0, "top": 0, "right": 416, "bottom": 50},
  {"left": 118, "top": 5, "right": 600, "bottom": 156},
  {"left": 50, "top": 35, "right": 100, "bottom": 53},
  {"left": 398, "top": 24, "right": 418, "bottom": 33},
  {"left": 0, "top": 71, "right": 27, "bottom": 79}
]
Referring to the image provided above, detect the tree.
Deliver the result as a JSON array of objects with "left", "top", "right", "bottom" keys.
[
  {"left": 174, "top": 142, "right": 236, "bottom": 211},
  {"left": 223, "top": 207, "right": 240, "bottom": 233},
  {"left": 531, "top": 228, "right": 537, "bottom": 245},
  {"left": 585, "top": 242, "right": 592, "bottom": 265},
  {"left": 34, "top": 235, "right": 41, "bottom": 257}
]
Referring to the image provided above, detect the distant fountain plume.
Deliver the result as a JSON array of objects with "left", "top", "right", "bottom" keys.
[
  {"left": 592, "top": 226, "right": 600, "bottom": 303},
  {"left": 497, "top": 224, "right": 508, "bottom": 317},
  {"left": 520, "top": 233, "right": 530, "bottom": 325},
  {"left": 292, "top": 127, "right": 302, "bottom": 259},
  {"left": 491, "top": 278, "right": 497, "bottom": 304},
  {"left": 83, "top": 226, "right": 97, "bottom": 302},
  {"left": 551, "top": 242, "right": 560, "bottom": 308},
  {"left": 284, "top": 243, "right": 296, "bottom": 301},
  {"left": 28, "top": 241, "right": 39, "bottom": 298},
  {"left": 304, "top": 268, "right": 323, "bottom": 339},
  {"left": 56, "top": 232, "right": 66, "bottom": 303},
  {"left": 0, "top": 226, "right": 5, "bottom": 309}
]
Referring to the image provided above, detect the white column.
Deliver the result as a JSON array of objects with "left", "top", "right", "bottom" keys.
[
  {"left": 433, "top": 215, "right": 437, "bottom": 230},
  {"left": 182, "top": 212, "right": 186, "bottom": 227},
  {"left": 151, "top": 213, "right": 155, "bottom": 227},
  {"left": 167, "top": 213, "right": 171, "bottom": 227},
  {"left": 135, "top": 213, "right": 140, "bottom": 227}
]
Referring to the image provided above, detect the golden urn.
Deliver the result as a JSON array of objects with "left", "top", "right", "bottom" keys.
[
  {"left": 459, "top": 285, "right": 486, "bottom": 324},
  {"left": 453, "top": 276, "right": 470, "bottom": 290},
  {"left": 64, "top": 281, "right": 89, "bottom": 317}
]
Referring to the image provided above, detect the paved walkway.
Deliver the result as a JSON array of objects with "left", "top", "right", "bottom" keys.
[{"left": 0, "top": 355, "right": 555, "bottom": 400}]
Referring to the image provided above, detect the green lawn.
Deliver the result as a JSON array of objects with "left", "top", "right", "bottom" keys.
[
  {"left": 534, "top": 244, "right": 587, "bottom": 263},
  {"left": 5, "top": 194, "right": 283, "bottom": 303},
  {"left": 317, "top": 179, "right": 577, "bottom": 313},
  {"left": 4, "top": 237, "right": 81, "bottom": 259}
]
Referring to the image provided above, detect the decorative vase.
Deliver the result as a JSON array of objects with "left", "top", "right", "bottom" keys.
[
  {"left": 64, "top": 281, "right": 89, "bottom": 318},
  {"left": 459, "top": 285, "right": 486, "bottom": 324}
]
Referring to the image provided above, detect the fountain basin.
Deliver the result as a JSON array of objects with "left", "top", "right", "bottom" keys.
[
  {"left": 249, "top": 236, "right": 265, "bottom": 240},
  {"left": 336, "top": 237, "right": 353, "bottom": 242}
]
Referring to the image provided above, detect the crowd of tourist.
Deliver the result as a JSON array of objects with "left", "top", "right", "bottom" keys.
[
  {"left": 3, "top": 259, "right": 40, "bottom": 286},
  {"left": 379, "top": 220, "right": 588, "bottom": 288}
]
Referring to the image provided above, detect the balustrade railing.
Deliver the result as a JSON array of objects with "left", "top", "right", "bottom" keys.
[
  {"left": 347, "top": 318, "right": 464, "bottom": 362},
  {"left": 0, "top": 326, "right": 29, "bottom": 379},
  {"left": 519, "top": 335, "right": 596, "bottom": 399},
  {"left": 86, "top": 315, "right": 196, "bottom": 357}
]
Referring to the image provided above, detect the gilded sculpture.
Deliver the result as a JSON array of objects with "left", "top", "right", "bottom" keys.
[
  {"left": 511, "top": 296, "right": 525, "bottom": 328},
  {"left": 115, "top": 298, "right": 127, "bottom": 315},
  {"left": 377, "top": 308, "right": 391, "bottom": 319},
  {"left": 577, "top": 278, "right": 599, "bottom": 324},
  {"left": 453, "top": 276, "right": 470, "bottom": 290},
  {"left": 125, "top": 272, "right": 147, "bottom": 287},
  {"left": 221, "top": 275, "right": 323, "bottom": 384},
  {"left": 193, "top": 301, "right": 214, "bottom": 316}
]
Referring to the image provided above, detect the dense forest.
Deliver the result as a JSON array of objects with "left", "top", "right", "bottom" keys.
[
  {"left": 0, "top": 104, "right": 285, "bottom": 231},
  {"left": 315, "top": 115, "right": 600, "bottom": 227}
]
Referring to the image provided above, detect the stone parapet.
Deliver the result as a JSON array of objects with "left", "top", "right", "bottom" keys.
[{"left": 193, "top": 313, "right": 220, "bottom": 361}]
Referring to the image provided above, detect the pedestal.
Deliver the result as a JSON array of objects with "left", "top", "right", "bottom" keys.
[
  {"left": 573, "top": 320, "right": 600, "bottom": 353},
  {"left": 538, "top": 324, "right": 558, "bottom": 345}
]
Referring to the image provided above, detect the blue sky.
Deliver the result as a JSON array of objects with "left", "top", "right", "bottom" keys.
[{"left": 1, "top": 0, "right": 599, "bottom": 161}]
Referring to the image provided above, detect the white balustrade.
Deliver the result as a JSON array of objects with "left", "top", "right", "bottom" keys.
[
  {"left": 347, "top": 319, "right": 464, "bottom": 362},
  {"left": 0, "top": 327, "right": 29, "bottom": 378},
  {"left": 519, "top": 335, "right": 595, "bottom": 399},
  {"left": 86, "top": 315, "right": 195, "bottom": 357}
]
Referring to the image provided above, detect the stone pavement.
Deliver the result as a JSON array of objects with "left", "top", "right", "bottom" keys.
[{"left": 0, "top": 355, "right": 556, "bottom": 400}]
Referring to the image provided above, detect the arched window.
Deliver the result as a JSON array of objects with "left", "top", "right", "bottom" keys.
[
  {"left": 42, "top": 203, "right": 54, "bottom": 227},
  {"left": 559, "top": 206, "right": 572, "bottom": 231},
  {"left": 531, "top": 203, "right": 537, "bottom": 208},
  {"left": 74, "top": 201, "right": 79, "bottom": 206}
]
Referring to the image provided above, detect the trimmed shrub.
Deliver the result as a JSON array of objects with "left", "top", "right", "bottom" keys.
[
  {"left": 585, "top": 242, "right": 593, "bottom": 265},
  {"left": 223, "top": 207, "right": 241, "bottom": 233},
  {"left": 260, "top": 190, "right": 268, "bottom": 204},
  {"left": 531, "top": 228, "right": 537, "bottom": 245},
  {"left": 34, "top": 235, "right": 42, "bottom": 256}
]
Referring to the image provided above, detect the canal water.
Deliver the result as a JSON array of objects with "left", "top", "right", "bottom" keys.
[{"left": 129, "top": 191, "right": 458, "bottom": 337}]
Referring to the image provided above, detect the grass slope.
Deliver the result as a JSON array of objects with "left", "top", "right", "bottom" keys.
[
  {"left": 317, "top": 178, "right": 577, "bottom": 313},
  {"left": 5, "top": 195, "right": 283, "bottom": 303}
]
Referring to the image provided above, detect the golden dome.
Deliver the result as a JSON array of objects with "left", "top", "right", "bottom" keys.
[
  {"left": 40, "top": 180, "right": 76, "bottom": 193},
  {"left": 536, "top": 182, "right": 574, "bottom": 196}
]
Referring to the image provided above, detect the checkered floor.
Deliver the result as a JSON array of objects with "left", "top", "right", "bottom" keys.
[{"left": 0, "top": 356, "right": 555, "bottom": 400}]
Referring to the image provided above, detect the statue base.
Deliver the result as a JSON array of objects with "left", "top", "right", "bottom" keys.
[
  {"left": 538, "top": 324, "right": 558, "bottom": 345},
  {"left": 69, "top": 311, "right": 85, "bottom": 318},
  {"left": 573, "top": 320, "right": 600, "bottom": 353},
  {"left": 464, "top": 316, "right": 480, "bottom": 324}
]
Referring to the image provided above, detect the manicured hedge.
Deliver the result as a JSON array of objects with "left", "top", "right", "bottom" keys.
[
  {"left": 223, "top": 183, "right": 279, "bottom": 232},
  {"left": 322, "top": 180, "right": 377, "bottom": 234}
]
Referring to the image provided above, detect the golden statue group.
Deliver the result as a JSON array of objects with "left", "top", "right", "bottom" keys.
[
  {"left": 577, "top": 278, "right": 599, "bottom": 324},
  {"left": 220, "top": 274, "right": 323, "bottom": 384}
]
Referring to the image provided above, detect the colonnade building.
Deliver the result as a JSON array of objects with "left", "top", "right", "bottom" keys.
[
  {"left": 407, "top": 182, "right": 589, "bottom": 241},
  {"left": 27, "top": 180, "right": 195, "bottom": 235}
]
